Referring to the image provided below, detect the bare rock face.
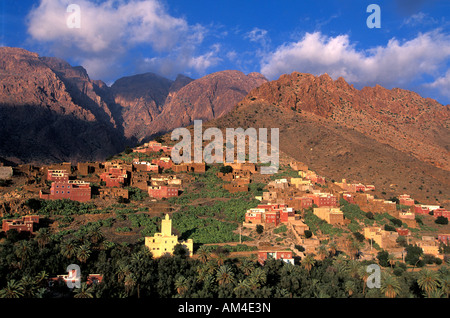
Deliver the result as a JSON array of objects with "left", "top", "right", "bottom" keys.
[
  {"left": 240, "top": 71, "right": 450, "bottom": 171},
  {"left": 0, "top": 47, "right": 268, "bottom": 163},
  {"left": 0, "top": 47, "right": 126, "bottom": 164},
  {"left": 149, "top": 70, "right": 268, "bottom": 135},
  {"left": 110, "top": 72, "right": 175, "bottom": 141}
]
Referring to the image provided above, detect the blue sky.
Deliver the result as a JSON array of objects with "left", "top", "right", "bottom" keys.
[{"left": 1, "top": 0, "right": 450, "bottom": 104}]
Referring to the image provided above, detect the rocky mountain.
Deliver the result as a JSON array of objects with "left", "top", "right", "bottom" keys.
[
  {"left": 210, "top": 72, "right": 450, "bottom": 207},
  {"left": 0, "top": 47, "right": 267, "bottom": 164},
  {"left": 148, "top": 70, "right": 268, "bottom": 136},
  {"left": 0, "top": 47, "right": 126, "bottom": 164}
]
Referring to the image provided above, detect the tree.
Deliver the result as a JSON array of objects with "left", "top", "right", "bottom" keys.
[
  {"left": 216, "top": 265, "right": 235, "bottom": 286},
  {"left": 317, "top": 243, "right": 329, "bottom": 260},
  {"left": 174, "top": 275, "right": 189, "bottom": 296},
  {"left": 60, "top": 240, "right": 78, "bottom": 259},
  {"left": 435, "top": 216, "right": 448, "bottom": 225},
  {"left": 380, "top": 272, "right": 401, "bottom": 298},
  {"left": 256, "top": 225, "right": 264, "bottom": 235},
  {"left": 88, "top": 226, "right": 104, "bottom": 245},
  {"left": 74, "top": 282, "right": 94, "bottom": 298},
  {"left": 301, "top": 254, "right": 316, "bottom": 273},
  {"left": 417, "top": 269, "right": 440, "bottom": 298},
  {"left": 35, "top": 228, "right": 51, "bottom": 249},
  {"left": 405, "top": 244, "right": 423, "bottom": 267},
  {"left": 76, "top": 244, "right": 91, "bottom": 264},
  {"left": 0, "top": 280, "right": 24, "bottom": 298},
  {"left": 196, "top": 247, "right": 211, "bottom": 264},
  {"left": 14, "top": 240, "right": 32, "bottom": 269},
  {"left": 344, "top": 280, "right": 357, "bottom": 296},
  {"left": 377, "top": 250, "right": 390, "bottom": 267}
]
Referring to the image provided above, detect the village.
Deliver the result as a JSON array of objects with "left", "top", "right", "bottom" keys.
[{"left": 0, "top": 139, "right": 449, "bottom": 289}]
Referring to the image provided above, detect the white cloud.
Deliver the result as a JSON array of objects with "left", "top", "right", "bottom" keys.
[
  {"left": 425, "top": 69, "right": 450, "bottom": 98},
  {"left": 402, "top": 12, "right": 438, "bottom": 27},
  {"left": 245, "top": 28, "right": 268, "bottom": 43},
  {"left": 26, "top": 0, "right": 211, "bottom": 80},
  {"left": 141, "top": 43, "right": 222, "bottom": 77},
  {"left": 260, "top": 30, "right": 450, "bottom": 90}
]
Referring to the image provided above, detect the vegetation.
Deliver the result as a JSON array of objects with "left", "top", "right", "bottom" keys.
[{"left": 2, "top": 228, "right": 449, "bottom": 299}]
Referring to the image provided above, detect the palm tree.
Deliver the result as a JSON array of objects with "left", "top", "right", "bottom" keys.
[
  {"left": 380, "top": 272, "right": 401, "bottom": 298},
  {"left": 216, "top": 253, "right": 227, "bottom": 267},
  {"left": 20, "top": 275, "right": 39, "bottom": 298},
  {"left": 14, "top": 240, "right": 32, "bottom": 269},
  {"left": 438, "top": 274, "right": 450, "bottom": 298},
  {"left": 239, "top": 259, "right": 255, "bottom": 276},
  {"left": 357, "top": 265, "right": 371, "bottom": 295},
  {"left": 328, "top": 241, "right": 338, "bottom": 257},
  {"left": 349, "top": 238, "right": 362, "bottom": 260},
  {"left": 417, "top": 268, "right": 440, "bottom": 298},
  {"left": 74, "top": 282, "right": 94, "bottom": 298},
  {"left": 387, "top": 253, "right": 396, "bottom": 268},
  {"left": 76, "top": 244, "right": 91, "bottom": 264},
  {"left": 116, "top": 263, "right": 131, "bottom": 283},
  {"left": 60, "top": 240, "right": 77, "bottom": 259},
  {"left": 248, "top": 267, "right": 267, "bottom": 289},
  {"left": 0, "top": 280, "right": 24, "bottom": 298},
  {"left": 34, "top": 271, "right": 49, "bottom": 288},
  {"left": 301, "top": 254, "right": 316, "bottom": 273},
  {"left": 216, "top": 265, "right": 235, "bottom": 286},
  {"left": 124, "top": 273, "right": 137, "bottom": 295},
  {"left": 196, "top": 247, "right": 210, "bottom": 264},
  {"left": 344, "top": 280, "right": 357, "bottom": 297},
  {"left": 317, "top": 243, "right": 329, "bottom": 260},
  {"left": 175, "top": 275, "right": 189, "bottom": 296},
  {"left": 88, "top": 226, "right": 103, "bottom": 245},
  {"left": 234, "top": 279, "right": 251, "bottom": 297},
  {"left": 348, "top": 260, "right": 361, "bottom": 278},
  {"left": 35, "top": 228, "right": 51, "bottom": 249}
]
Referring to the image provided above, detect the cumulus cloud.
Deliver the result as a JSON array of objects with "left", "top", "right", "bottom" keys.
[
  {"left": 425, "top": 70, "right": 450, "bottom": 98},
  {"left": 26, "top": 0, "right": 212, "bottom": 80},
  {"left": 260, "top": 30, "right": 450, "bottom": 90},
  {"left": 140, "top": 43, "right": 222, "bottom": 77}
]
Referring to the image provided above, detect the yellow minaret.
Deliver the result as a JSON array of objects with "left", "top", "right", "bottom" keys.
[
  {"left": 144, "top": 214, "right": 193, "bottom": 258},
  {"left": 161, "top": 213, "right": 172, "bottom": 236}
]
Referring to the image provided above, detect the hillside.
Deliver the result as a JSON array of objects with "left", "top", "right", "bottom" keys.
[
  {"left": 209, "top": 72, "right": 450, "bottom": 208},
  {"left": 0, "top": 47, "right": 127, "bottom": 164}
]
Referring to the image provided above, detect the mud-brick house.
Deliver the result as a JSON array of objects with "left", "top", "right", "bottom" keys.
[
  {"left": 130, "top": 171, "right": 151, "bottom": 191},
  {"left": 307, "top": 193, "right": 338, "bottom": 207},
  {"left": 172, "top": 162, "right": 206, "bottom": 173},
  {"left": 313, "top": 207, "right": 344, "bottom": 225},
  {"left": 289, "top": 161, "right": 308, "bottom": 172},
  {"left": 100, "top": 167, "right": 129, "bottom": 187},
  {"left": 148, "top": 185, "right": 179, "bottom": 199},
  {"left": 258, "top": 250, "right": 294, "bottom": 265},
  {"left": 40, "top": 180, "right": 91, "bottom": 202},
  {"left": 399, "top": 194, "right": 415, "bottom": 206},
  {"left": 433, "top": 208, "right": 450, "bottom": 219},
  {"left": 2, "top": 215, "right": 39, "bottom": 233}
]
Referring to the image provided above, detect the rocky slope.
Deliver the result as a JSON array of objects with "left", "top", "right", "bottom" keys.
[
  {"left": 0, "top": 47, "right": 267, "bottom": 163},
  {"left": 0, "top": 47, "right": 126, "bottom": 164},
  {"left": 209, "top": 72, "right": 450, "bottom": 207},
  {"left": 148, "top": 70, "right": 268, "bottom": 136}
]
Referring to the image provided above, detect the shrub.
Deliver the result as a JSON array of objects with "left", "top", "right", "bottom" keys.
[
  {"left": 435, "top": 216, "right": 448, "bottom": 225},
  {"left": 256, "top": 225, "right": 264, "bottom": 235}
]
